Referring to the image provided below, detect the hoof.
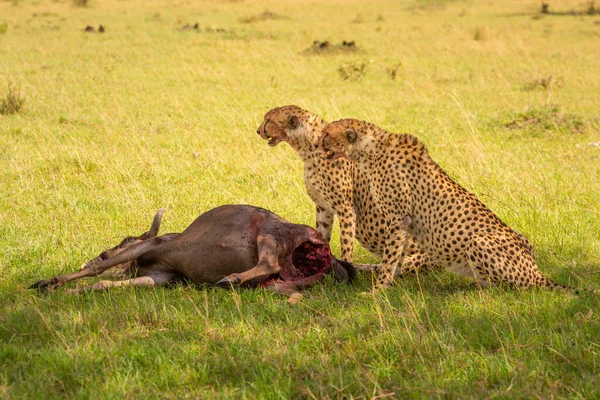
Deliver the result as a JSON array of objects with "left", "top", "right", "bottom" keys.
[
  {"left": 29, "top": 277, "right": 59, "bottom": 291},
  {"left": 215, "top": 276, "right": 239, "bottom": 289},
  {"left": 30, "top": 279, "right": 49, "bottom": 290}
]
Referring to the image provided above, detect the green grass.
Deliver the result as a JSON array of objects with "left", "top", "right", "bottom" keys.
[{"left": 1, "top": 0, "right": 600, "bottom": 398}]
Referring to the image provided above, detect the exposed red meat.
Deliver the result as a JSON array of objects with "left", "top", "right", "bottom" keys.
[
  {"left": 292, "top": 241, "right": 333, "bottom": 277},
  {"left": 261, "top": 241, "right": 333, "bottom": 287}
]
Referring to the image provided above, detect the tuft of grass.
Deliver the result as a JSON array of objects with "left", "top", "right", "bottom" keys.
[
  {"left": 523, "top": 74, "right": 564, "bottom": 91},
  {"left": 386, "top": 62, "right": 402, "bottom": 80},
  {"left": 0, "top": 82, "right": 25, "bottom": 115},
  {"left": 474, "top": 25, "right": 488, "bottom": 41},
  {"left": 503, "top": 104, "right": 587, "bottom": 134},
  {"left": 0, "top": 21, "right": 7, "bottom": 34},
  {"left": 72, "top": 0, "right": 88, "bottom": 7},
  {"left": 337, "top": 61, "right": 368, "bottom": 81},
  {"left": 239, "top": 10, "right": 287, "bottom": 23}
]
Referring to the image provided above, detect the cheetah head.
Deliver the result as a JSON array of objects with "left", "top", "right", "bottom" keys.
[
  {"left": 318, "top": 119, "right": 366, "bottom": 162},
  {"left": 257, "top": 105, "right": 324, "bottom": 148}
]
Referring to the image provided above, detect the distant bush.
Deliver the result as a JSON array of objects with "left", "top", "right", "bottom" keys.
[
  {"left": 239, "top": 10, "right": 287, "bottom": 23},
  {"left": 474, "top": 26, "right": 488, "bottom": 41},
  {"left": 503, "top": 104, "right": 586, "bottom": 134},
  {"left": 386, "top": 62, "right": 402, "bottom": 80},
  {"left": 0, "top": 82, "right": 25, "bottom": 115},
  {"left": 523, "top": 74, "right": 564, "bottom": 91},
  {"left": 338, "top": 61, "right": 368, "bottom": 81}
]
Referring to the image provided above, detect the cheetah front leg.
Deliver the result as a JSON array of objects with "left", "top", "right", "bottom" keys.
[
  {"left": 369, "top": 215, "right": 412, "bottom": 292},
  {"left": 337, "top": 205, "right": 357, "bottom": 263},
  {"left": 315, "top": 205, "right": 335, "bottom": 243}
]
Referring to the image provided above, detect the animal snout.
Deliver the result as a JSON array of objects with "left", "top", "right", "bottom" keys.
[{"left": 257, "top": 119, "right": 269, "bottom": 137}]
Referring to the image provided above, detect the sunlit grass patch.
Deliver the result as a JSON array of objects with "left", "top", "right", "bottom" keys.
[{"left": 0, "top": 0, "right": 599, "bottom": 397}]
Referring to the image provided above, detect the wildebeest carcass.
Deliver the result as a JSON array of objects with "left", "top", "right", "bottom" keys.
[{"left": 30, "top": 205, "right": 356, "bottom": 302}]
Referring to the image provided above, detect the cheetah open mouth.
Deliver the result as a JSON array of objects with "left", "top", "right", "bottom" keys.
[
  {"left": 324, "top": 151, "right": 338, "bottom": 161},
  {"left": 265, "top": 134, "right": 281, "bottom": 147}
]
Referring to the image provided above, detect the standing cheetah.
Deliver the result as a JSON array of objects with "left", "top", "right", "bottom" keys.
[
  {"left": 257, "top": 105, "right": 432, "bottom": 274},
  {"left": 319, "top": 118, "right": 596, "bottom": 293}
]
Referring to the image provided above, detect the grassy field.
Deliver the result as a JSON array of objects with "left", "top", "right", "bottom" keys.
[{"left": 1, "top": 0, "right": 600, "bottom": 398}]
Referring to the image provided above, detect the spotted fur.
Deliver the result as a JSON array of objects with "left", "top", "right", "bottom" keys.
[
  {"left": 257, "top": 105, "right": 432, "bottom": 275},
  {"left": 319, "top": 118, "right": 595, "bottom": 293}
]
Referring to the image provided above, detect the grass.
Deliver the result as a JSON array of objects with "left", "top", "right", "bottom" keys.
[
  {"left": 1, "top": 0, "right": 599, "bottom": 398},
  {"left": 0, "top": 82, "right": 25, "bottom": 115}
]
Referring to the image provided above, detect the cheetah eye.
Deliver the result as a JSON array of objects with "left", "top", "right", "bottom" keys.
[
  {"left": 288, "top": 115, "right": 299, "bottom": 129},
  {"left": 345, "top": 129, "right": 357, "bottom": 144}
]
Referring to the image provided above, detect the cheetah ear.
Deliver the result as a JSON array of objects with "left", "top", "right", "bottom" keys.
[
  {"left": 288, "top": 115, "right": 299, "bottom": 129},
  {"left": 345, "top": 129, "right": 357, "bottom": 144}
]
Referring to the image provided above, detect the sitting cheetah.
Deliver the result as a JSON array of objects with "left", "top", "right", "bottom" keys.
[
  {"left": 319, "top": 118, "right": 596, "bottom": 293},
  {"left": 257, "top": 105, "right": 433, "bottom": 274}
]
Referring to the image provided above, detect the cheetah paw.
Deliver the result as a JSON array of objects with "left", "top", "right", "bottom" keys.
[{"left": 361, "top": 287, "right": 386, "bottom": 296}]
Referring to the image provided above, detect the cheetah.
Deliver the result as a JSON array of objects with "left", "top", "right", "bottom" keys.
[
  {"left": 319, "top": 118, "right": 597, "bottom": 293},
  {"left": 257, "top": 105, "right": 433, "bottom": 275}
]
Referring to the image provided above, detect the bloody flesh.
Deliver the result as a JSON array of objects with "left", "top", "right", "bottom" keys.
[
  {"left": 291, "top": 242, "right": 333, "bottom": 277},
  {"left": 262, "top": 241, "right": 333, "bottom": 286}
]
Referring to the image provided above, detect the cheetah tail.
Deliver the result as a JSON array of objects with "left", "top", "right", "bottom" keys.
[{"left": 537, "top": 275, "right": 600, "bottom": 295}]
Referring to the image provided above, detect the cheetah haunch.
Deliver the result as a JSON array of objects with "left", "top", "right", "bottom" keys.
[
  {"left": 257, "top": 105, "right": 432, "bottom": 275},
  {"left": 319, "top": 118, "right": 596, "bottom": 293}
]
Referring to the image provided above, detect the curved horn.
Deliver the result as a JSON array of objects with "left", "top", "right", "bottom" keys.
[{"left": 142, "top": 208, "right": 165, "bottom": 239}]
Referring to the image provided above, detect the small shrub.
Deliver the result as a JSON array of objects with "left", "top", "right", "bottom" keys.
[
  {"left": 503, "top": 104, "right": 586, "bottom": 134},
  {"left": 523, "top": 74, "right": 564, "bottom": 91},
  {"left": 386, "top": 62, "right": 402, "bottom": 80},
  {"left": 0, "top": 22, "right": 7, "bottom": 34},
  {"left": 474, "top": 26, "right": 488, "bottom": 41},
  {"left": 239, "top": 10, "right": 287, "bottom": 23},
  {"left": 338, "top": 61, "right": 368, "bottom": 81},
  {"left": 0, "top": 82, "right": 25, "bottom": 115}
]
